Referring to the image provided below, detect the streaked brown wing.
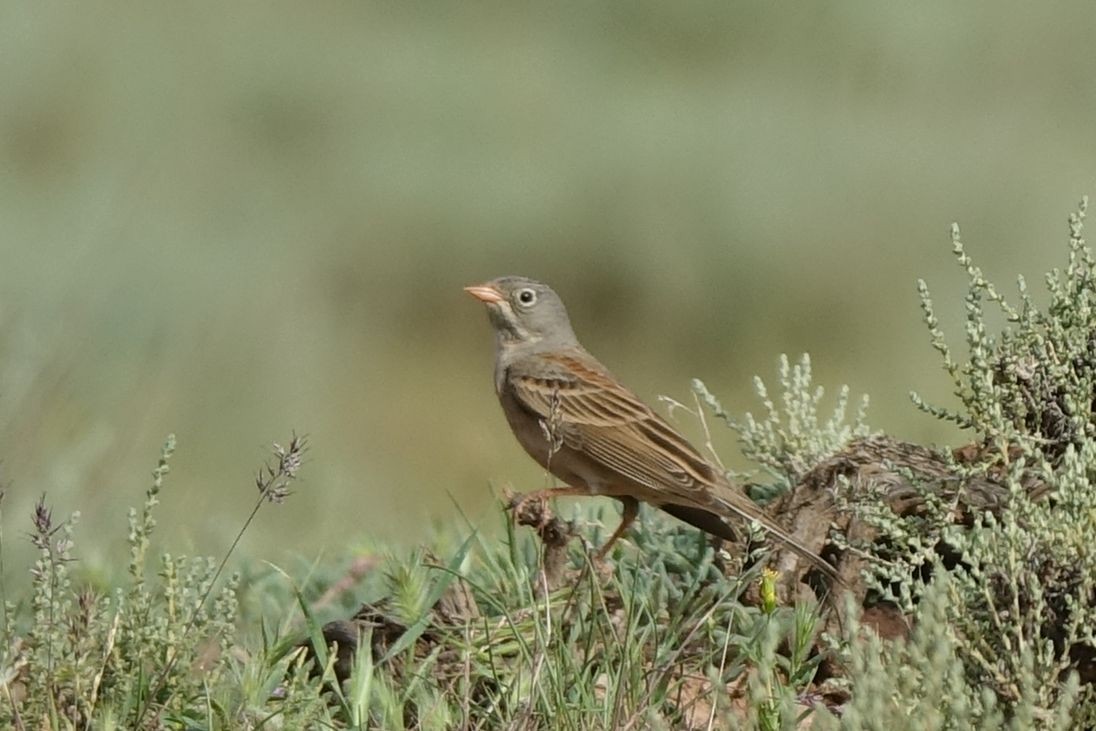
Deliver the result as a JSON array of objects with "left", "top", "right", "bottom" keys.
[
  {"left": 509, "top": 351, "right": 842, "bottom": 583},
  {"left": 507, "top": 351, "right": 722, "bottom": 502}
]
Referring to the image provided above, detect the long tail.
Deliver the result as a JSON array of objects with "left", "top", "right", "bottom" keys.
[{"left": 661, "top": 493, "right": 841, "bottom": 584}]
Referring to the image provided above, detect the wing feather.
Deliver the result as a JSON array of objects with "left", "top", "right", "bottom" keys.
[
  {"left": 506, "top": 350, "right": 841, "bottom": 583},
  {"left": 507, "top": 351, "right": 719, "bottom": 502}
]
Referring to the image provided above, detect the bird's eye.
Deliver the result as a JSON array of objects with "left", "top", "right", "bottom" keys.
[{"left": 517, "top": 288, "right": 537, "bottom": 306}]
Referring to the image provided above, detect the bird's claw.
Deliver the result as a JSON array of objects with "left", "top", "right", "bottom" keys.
[{"left": 505, "top": 490, "right": 553, "bottom": 532}]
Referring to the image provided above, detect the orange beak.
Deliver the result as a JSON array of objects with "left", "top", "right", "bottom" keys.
[{"left": 463, "top": 284, "right": 505, "bottom": 304}]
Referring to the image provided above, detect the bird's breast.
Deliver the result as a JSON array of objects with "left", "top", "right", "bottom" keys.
[
  {"left": 496, "top": 384, "right": 614, "bottom": 494},
  {"left": 498, "top": 386, "right": 552, "bottom": 465}
]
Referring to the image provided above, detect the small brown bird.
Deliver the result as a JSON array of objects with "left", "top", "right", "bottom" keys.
[{"left": 465, "top": 275, "right": 837, "bottom": 581}]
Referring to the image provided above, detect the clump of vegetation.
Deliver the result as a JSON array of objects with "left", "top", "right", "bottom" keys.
[
  {"left": 836, "top": 198, "right": 1096, "bottom": 725},
  {"left": 2, "top": 200, "right": 1095, "bottom": 728},
  {"left": 0, "top": 434, "right": 307, "bottom": 729},
  {"left": 692, "top": 351, "right": 872, "bottom": 492},
  {"left": 0, "top": 440, "right": 830, "bottom": 728}
]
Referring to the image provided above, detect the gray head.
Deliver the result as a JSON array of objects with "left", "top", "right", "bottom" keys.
[{"left": 464, "top": 276, "right": 579, "bottom": 350}]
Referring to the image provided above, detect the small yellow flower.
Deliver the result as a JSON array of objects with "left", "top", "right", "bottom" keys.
[{"left": 760, "top": 567, "right": 779, "bottom": 614}]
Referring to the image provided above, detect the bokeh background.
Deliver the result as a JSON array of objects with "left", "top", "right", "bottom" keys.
[{"left": 1, "top": 3, "right": 1094, "bottom": 575}]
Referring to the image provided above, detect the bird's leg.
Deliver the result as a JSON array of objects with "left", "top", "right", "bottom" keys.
[
  {"left": 507, "top": 490, "right": 639, "bottom": 558},
  {"left": 595, "top": 496, "right": 639, "bottom": 559}
]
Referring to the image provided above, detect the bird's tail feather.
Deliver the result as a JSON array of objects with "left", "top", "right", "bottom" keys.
[
  {"left": 658, "top": 503, "right": 738, "bottom": 542},
  {"left": 665, "top": 493, "right": 841, "bottom": 584},
  {"left": 717, "top": 494, "right": 840, "bottom": 582}
]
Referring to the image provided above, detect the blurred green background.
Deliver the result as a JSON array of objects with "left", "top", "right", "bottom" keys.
[{"left": 1, "top": 3, "right": 1093, "bottom": 573}]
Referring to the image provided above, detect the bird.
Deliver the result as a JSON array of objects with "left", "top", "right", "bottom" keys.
[{"left": 465, "top": 275, "right": 839, "bottom": 582}]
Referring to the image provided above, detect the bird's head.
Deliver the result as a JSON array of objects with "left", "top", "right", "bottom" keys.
[{"left": 464, "top": 276, "right": 578, "bottom": 349}]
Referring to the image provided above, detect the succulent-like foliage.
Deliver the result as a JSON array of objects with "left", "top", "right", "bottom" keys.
[
  {"left": 848, "top": 198, "right": 1096, "bottom": 723},
  {"left": 816, "top": 576, "right": 1083, "bottom": 731},
  {"left": 0, "top": 435, "right": 305, "bottom": 728},
  {"left": 694, "top": 353, "right": 871, "bottom": 489},
  {"left": 913, "top": 198, "right": 1095, "bottom": 459}
]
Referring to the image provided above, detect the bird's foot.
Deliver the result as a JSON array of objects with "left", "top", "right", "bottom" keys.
[
  {"left": 504, "top": 489, "right": 553, "bottom": 531},
  {"left": 502, "top": 488, "right": 573, "bottom": 548}
]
